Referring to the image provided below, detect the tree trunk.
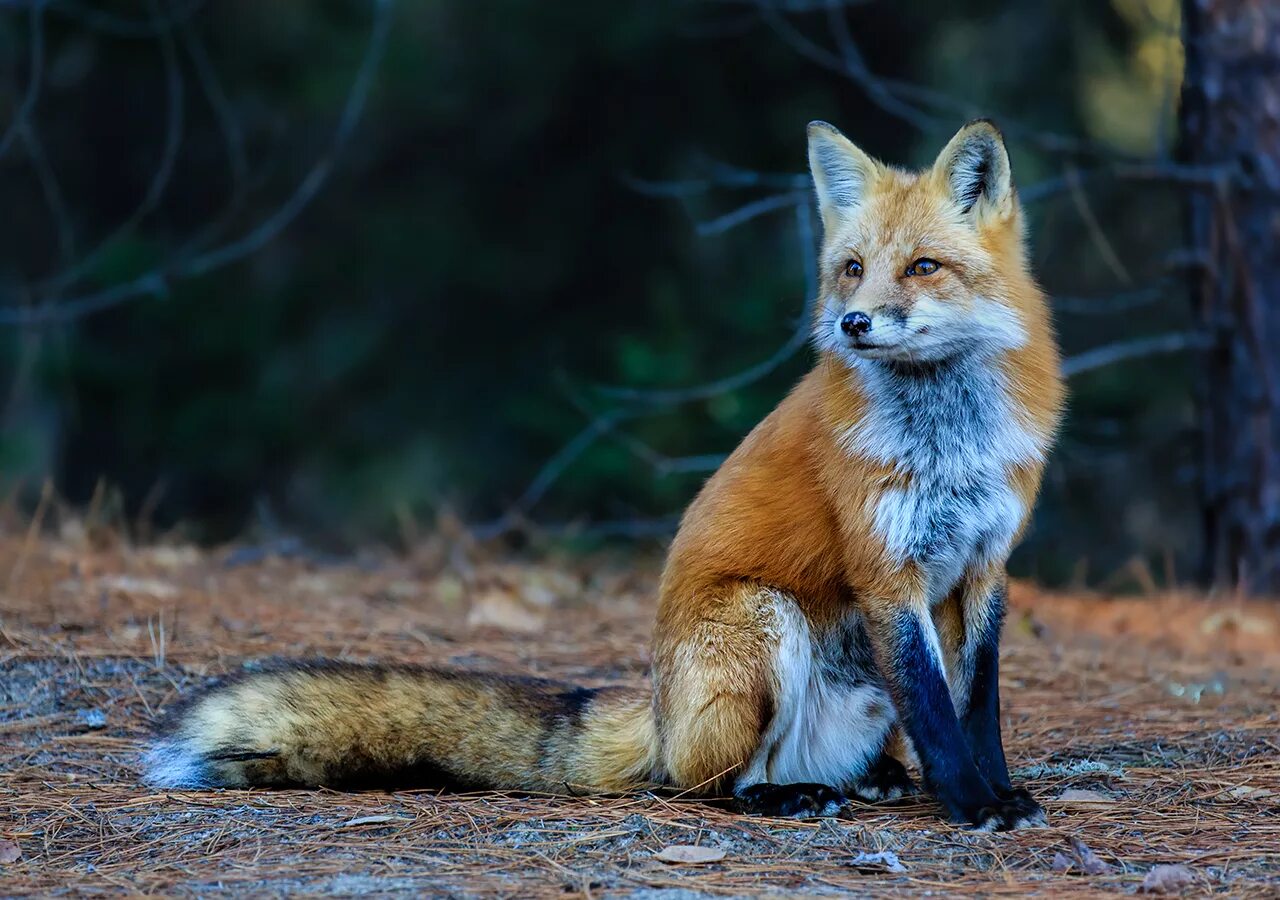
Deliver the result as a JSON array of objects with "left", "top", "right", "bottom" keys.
[{"left": 1180, "top": 0, "right": 1280, "bottom": 592}]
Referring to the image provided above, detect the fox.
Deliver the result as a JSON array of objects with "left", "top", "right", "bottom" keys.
[{"left": 146, "top": 118, "right": 1065, "bottom": 831}]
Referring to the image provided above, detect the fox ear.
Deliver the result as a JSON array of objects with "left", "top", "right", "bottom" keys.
[
  {"left": 933, "top": 119, "right": 1012, "bottom": 216},
  {"left": 807, "top": 121, "right": 878, "bottom": 228}
]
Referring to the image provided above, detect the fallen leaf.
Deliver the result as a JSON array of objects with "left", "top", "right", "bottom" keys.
[
  {"left": 96, "top": 575, "right": 178, "bottom": 599},
  {"left": 0, "top": 840, "right": 20, "bottom": 864},
  {"left": 143, "top": 546, "right": 201, "bottom": 569},
  {"left": 466, "top": 587, "right": 546, "bottom": 632},
  {"left": 1226, "top": 784, "right": 1275, "bottom": 799},
  {"left": 465, "top": 565, "right": 581, "bottom": 632},
  {"left": 655, "top": 845, "right": 726, "bottom": 865},
  {"left": 1051, "top": 837, "right": 1113, "bottom": 876},
  {"left": 1068, "top": 836, "right": 1113, "bottom": 875},
  {"left": 1056, "top": 788, "right": 1114, "bottom": 804},
  {"left": 77, "top": 708, "right": 107, "bottom": 730},
  {"left": 336, "top": 815, "right": 413, "bottom": 828},
  {"left": 849, "top": 850, "right": 905, "bottom": 873},
  {"left": 1201, "top": 609, "right": 1274, "bottom": 636},
  {"left": 1140, "top": 864, "right": 1196, "bottom": 894}
]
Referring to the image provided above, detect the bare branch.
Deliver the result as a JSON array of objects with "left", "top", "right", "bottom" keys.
[
  {"left": 796, "top": 190, "right": 817, "bottom": 299},
  {"left": 695, "top": 191, "right": 805, "bottom": 236},
  {"left": 496, "top": 515, "right": 682, "bottom": 542},
  {"left": 178, "top": 15, "right": 246, "bottom": 191},
  {"left": 176, "top": 0, "right": 391, "bottom": 279},
  {"left": 759, "top": 0, "right": 1115, "bottom": 157},
  {"left": 27, "top": 0, "right": 186, "bottom": 296},
  {"left": 1053, "top": 285, "right": 1167, "bottom": 316},
  {"left": 622, "top": 161, "right": 805, "bottom": 200},
  {"left": 17, "top": 122, "right": 74, "bottom": 266},
  {"left": 603, "top": 425, "right": 727, "bottom": 477},
  {"left": 1062, "top": 333, "right": 1210, "bottom": 379},
  {"left": 165, "top": 12, "right": 257, "bottom": 259},
  {"left": 1021, "top": 160, "right": 1231, "bottom": 205},
  {"left": 0, "top": 0, "right": 47, "bottom": 162},
  {"left": 468, "top": 408, "right": 639, "bottom": 541},
  {"left": 595, "top": 302, "right": 813, "bottom": 406},
  {"left": 0, "top": 0, "right": 395, "bottom": 327},
  {"left": 41, "top": 0, "right": 207, "bottom": 38},
  {"left": 1065, "top": 165, "right": 1132, "bottom": 285},
  {"left": 758, "top": 0, "right": 940, "bottom": 133},
  {"left": 593, "top": 199, "right": 819, "bottom": 408}
]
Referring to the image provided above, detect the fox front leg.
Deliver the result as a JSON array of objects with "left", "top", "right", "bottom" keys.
[
  {"left": 867, "top": 598, "right": 1042, "bottom": 831},
  {"left": 953, "top": 577, "right": 1045, "bottom": 821}
]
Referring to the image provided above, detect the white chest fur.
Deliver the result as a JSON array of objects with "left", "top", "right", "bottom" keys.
[{"left": 841, "top": 356, "right": 1045, "bottom": 602}]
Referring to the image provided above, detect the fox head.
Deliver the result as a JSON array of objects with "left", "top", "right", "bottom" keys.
[{"left": 808, "top": 119, "right": 1039, "bottom": 368}]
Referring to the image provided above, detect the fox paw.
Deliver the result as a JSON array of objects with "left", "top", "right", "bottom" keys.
[
  {"left": 734, "top": 782, "right": 850, "bottom": 819},
  {"left": 850, "top": 754, "right": 916, "bottom": 803},
  {"left": 970, "top": 788, "right": 1047, "bottom": 831}
]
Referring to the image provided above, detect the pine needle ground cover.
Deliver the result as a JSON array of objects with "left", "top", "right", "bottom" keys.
[{"left": 2, "top": 535, "right": 1277, "bottom": 896}]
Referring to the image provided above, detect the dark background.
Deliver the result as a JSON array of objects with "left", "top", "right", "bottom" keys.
[{"left": 0, "top": 0, "right": 1193, "bottom": 586}]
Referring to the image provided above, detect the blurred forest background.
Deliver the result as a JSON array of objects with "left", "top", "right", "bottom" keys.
[{"left": 0, "top": 0, "right": 1245, "bottom": 589}]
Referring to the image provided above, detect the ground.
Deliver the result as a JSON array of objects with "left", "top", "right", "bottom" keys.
[{"left": 1, "top": 531, "right": 1278, "bottom": 897}]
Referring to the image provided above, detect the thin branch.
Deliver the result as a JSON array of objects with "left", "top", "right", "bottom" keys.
[
  {"left": 695, "top": 190, "right": 805, "bottom": 236},
  {"left": 0, "top": 0, "right": 47, "bottom": 162},
  {"left": 622, "top": 162, "right": 805, "bottom": 200},
  {"left": 0, "top": 0, "right": 395, "bottom": 327},
  {"left": 41, "top": 0, "right": 207, "bottom": 38},
  {"left": 1062, "top": 333, "right": 1210, "bottom": 379},
  {"left": 165, "top": 11, "right": 257, "bottom": 259},
  {"left": 510, "top": 411, "right": 633, "bottom": 516},
  {"left": 18, "top": 122, "right": 74, "bottom": 266},
  {"left": 759, "top": 0, "right": 940, "bottom": 133},
  {"left": 1065, "top": 165, "right": 1132, "bottom": 285},
  {"left": 469, "top": 409, "right": 639, "bottom": 540},
  {"left": 595, "top": 305, "right": 813, "bottom": 406},
  {"left": 762, "top": 0, "right": 1112, "bottom": 157},
  {"left": 486, "top": 199, "right": 822, "bottom": 533},
  {"left": 27, "top": 0, "right": 186, "bottom": 296},
  {"left": 1021, "top": 160, "right": 1231, "bottom": 205},
  {"left": 1053, "top": 285, "right": 1167, "bottom": 316},
  {"left": 796, "top": 190, "right": 817, "bottom": 298},
  {"left": 588, "top": 412, "right": 728, "bottom": 478},
  {"left": 178, "top": 14, "right": 246, "bottom": 191},
  {"left": 176, "top": 0, "right": 391, "bottom": 280},
  {"left": 558, "top": 380, "right": 727, "bottom": 479},
  {"left": 510, "top": 515, "right": 682, "bottom": 541}
]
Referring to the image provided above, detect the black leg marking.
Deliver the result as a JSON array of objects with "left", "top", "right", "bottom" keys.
[
  {"left": 880, "top": 608, "right": 1041, "bottom": 829},
  {"left": 957, "top": 582, "right": 1047, "bottom": 828},
  {"left": 733, "top": 782, "right": 850, "bottom": 819},
  {"left": 961, "top": 583, "right": 1014, "bottom": 794},
  {"left": 850, "top": 751, "right": 916, "bottom": 802}
]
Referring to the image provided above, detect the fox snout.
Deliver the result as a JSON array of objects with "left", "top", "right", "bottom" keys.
[
  {"left": 839, "top": 311, "right": 872, "bottom": 338},
  {"left": 833, "top": 303, "right": 914, "bottom": 350}
]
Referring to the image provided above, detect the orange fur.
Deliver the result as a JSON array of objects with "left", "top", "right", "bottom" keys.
[
  {"left": 652, "top": 119, "right": 1063, "bottom": 789},
  {"left": 149, "top": 121, "right": 1063, "bottom": 827}
]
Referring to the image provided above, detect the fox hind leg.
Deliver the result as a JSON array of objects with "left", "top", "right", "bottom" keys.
[
  {"left": 654, "top": 584, "right": 781, "bottom": 795},
  {"left": 733, "top": 781, "right": 850, "bottom": 818},
  {"left": 849, "top": 747, "right": 916, "bottom": 802}
]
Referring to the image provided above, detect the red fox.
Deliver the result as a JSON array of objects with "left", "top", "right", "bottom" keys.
[{"left": 147, "top": 119, "right": 1064, "bottom": 831}]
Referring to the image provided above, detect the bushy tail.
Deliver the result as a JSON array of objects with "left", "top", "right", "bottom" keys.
[{"left": 145, "top": 662, "right": 661, "bottom": 794}]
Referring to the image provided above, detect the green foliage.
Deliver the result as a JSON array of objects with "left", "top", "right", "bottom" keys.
[{"left": 0, "top": 0, "right": 1196, "bottom": 583}]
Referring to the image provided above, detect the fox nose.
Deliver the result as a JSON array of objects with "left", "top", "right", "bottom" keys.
[{"left": 840, "top": 311, "right": 872, "bottom": 338}]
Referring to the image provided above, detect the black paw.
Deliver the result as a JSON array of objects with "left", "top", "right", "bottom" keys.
[
  {"left": 970, "top": 787, "right": 1047, "bottom": 831},
  {"left": 850, "top": 753, "right": 917, "bottom": 803},
  {"left": 734, "top": 782, "right": 850, "bottom": 819}
]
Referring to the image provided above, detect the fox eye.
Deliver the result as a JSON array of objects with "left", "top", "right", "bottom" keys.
[
  {"left": 844, "top": 260, "right": 863, "bottom": 278},
  {"left": 906, "top": 258, "right": 940, "bottom": 276}
]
